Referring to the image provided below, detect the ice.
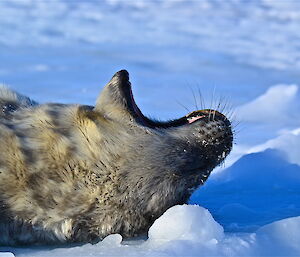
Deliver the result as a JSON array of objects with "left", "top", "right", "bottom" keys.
[
  {"left": 247, "top": 128, "right": 300, "bottom": 166},
  {"left": 101, "top": 234, "right": 122, "bottom": 246},
  {"left": 257, "top": 216, "right": 300, "bottom": 254},
  {"left": 190, "top": 149, "right": 300, "bottom": 231},
  {"left": 1, "top": 0, "right": 300, "bottom": 72},
  {"left": 3, "top": 205, "right": 300, "bottom": 257},
  {"left": 237, "top": 84, "right": 299, "bottom": 125},
  {"left": 0, "top": 253, "right": 15, "bottom": 257},
  {"left": 148, "top": 205, "right": 224, "bottom": 243}
]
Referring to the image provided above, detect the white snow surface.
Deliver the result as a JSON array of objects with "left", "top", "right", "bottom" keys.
[
  {"left": 0, "top": 253, "right": 15, "bottom": 257},
  {"left": 2, "top": 205, "right": 300, "bottom": 257},
  {"left": 237, "top": 84, "right": 299, "bottom": 125},
  {"left": 1, "top": 0, "right": 300, "bottom": 71}
]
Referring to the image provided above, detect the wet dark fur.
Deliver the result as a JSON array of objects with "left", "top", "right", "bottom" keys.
[{"left": 0, "top": 71, "right": 232, "bottom": 245}]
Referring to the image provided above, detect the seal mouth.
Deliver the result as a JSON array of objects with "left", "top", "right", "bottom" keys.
[
  {"left": 128, "top": 83, "right": 230, "bottom": 129},
  {"left": 113, "top": 70, "right": 231, "bottom": 129}
]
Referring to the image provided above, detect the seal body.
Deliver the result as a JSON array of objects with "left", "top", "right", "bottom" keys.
[{"left": 0, "top": 70, "right": 232, "bottom": 245}]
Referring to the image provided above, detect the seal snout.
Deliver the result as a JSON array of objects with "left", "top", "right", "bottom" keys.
[{"left": 186, "top": 109, "right": 233, "bottom": 164}]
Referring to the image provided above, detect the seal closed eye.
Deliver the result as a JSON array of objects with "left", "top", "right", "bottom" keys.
[{"left": 0, "top": 70, "right": 233, "bottom": 245}]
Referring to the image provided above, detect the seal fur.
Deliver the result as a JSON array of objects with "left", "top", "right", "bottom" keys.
[{"left": 0, "top": 70, "right": 233, "bottom": 245}]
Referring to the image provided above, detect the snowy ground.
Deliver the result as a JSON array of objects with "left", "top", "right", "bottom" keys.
[
  {"left": 0, "top": 0, "right": 300, "bottom": 256},
  {"left": 2, "top": 205, "right": 300, "bottom": 257}
]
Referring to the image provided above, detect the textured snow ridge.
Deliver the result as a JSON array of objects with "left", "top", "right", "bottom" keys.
[
  {"left": 1, "top": 0, "right": 300, "bottom": 71},
  {"left": 2, "top": 205, "right": 300, "bottom": 257}
]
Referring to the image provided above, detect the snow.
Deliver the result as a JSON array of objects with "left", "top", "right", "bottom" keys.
[
  {"left": 247, "top": 128, "right": 300, "bottom": 166},
  {"left": 256, "top": 216, "right": 300, "bottom": 255},
  {"left": 0, "top": 253, "right": 15, "bottom": 257},
  {"left": 148, "top": 205, "right": 224, "bottom": 243},
  {"left": 2, "top": 205, "right": 300, "bottom": 257},
  {"left": 222, "top": 127, "right": 300, "bottom": 170},
  {"left": 190, "top": 149, "right": 300, "bottom": 232},
  {"left": 237, "top": 84, "right": 299, "bottom": 125},
  {"left": 1, "top": 0, "right": 300, "bottom": 72}
]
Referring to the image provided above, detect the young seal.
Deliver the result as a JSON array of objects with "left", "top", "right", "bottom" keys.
[{"left": 0, "top": 70, "right": 233, "bottom": 245}]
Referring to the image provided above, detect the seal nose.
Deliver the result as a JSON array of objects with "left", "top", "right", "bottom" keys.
[
  {"left": 200, "top": 109, "right": 227, "bottom": 120},
  {"left": 201, "top": 109, "right": 231, "bottom": 128},
  {"left": 186, "top": 109, "right": 229, "bottom": 123}
]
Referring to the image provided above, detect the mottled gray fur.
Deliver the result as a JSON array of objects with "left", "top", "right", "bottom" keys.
[
  {"left": 0, "top": 85, "right": 37, "bottom": 118},
  {"left": 0, "top": 70, "right": 232, "bottom": 245}
]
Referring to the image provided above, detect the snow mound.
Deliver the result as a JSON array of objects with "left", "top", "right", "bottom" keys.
[
  {"left": 101, "top": 234, "right": 122, "bottom": 246},
  {"left": 258, "top": 216, "right": 300, "bottom": 249},
  {"left": 148, "top": 205, "right": 223, "bottom": 243},
  {"left": 256, "top": 216, "right": 300, "bottom": 256},
  {"left": 237, "top": 84, "right": 298, "bottom": 124}
]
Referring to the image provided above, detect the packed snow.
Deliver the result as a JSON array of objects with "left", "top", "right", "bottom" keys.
[
  {"left": 1, "top": 205, "right": 300, "bottom": 257},
  {"left": 1, "top": 0, "right": 300, "bottom": 256}
]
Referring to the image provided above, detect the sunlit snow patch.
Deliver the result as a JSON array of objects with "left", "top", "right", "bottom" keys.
[{"left": 0, "top": 253, "right": 15, "bottom": 257}]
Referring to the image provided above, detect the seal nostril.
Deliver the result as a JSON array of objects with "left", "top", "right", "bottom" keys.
[{"left": 199, "top": 109, "right": 229, "bottom": 122}]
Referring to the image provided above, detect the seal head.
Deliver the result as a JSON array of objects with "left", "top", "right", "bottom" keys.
[{"left": 96, "top": 70, "right": 232, "bottom": 177}]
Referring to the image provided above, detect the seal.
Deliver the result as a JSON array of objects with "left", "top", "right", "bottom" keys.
[{"left": 0, "top": 70, "right": 233, "bottom": 245}]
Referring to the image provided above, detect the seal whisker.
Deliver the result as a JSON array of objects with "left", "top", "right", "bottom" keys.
[
  {"left": 215, "top": 96, "right": 222, "bottom": 113},
  {"left": 208, "top": 86, "right": 216, "bottom": 121},
  {"left": 212, "top": 110, "right": 216, "bottom": 121},
  {"left": 197, "top": 84, "right": 205, "bottom": 110},
  {"left": 208, "top": 109, "right": 212, "bottom": 121},
  {"left": 176, "top": 100, "right": 190, "bottom": 113},
  {"left": 218, "top": 95, "right": 229, "bottom": 115},
  {"left": 189, "top": 85, "right": 199, "bottom": 110},
  {"left": 223, "top": 105, "right": 235, "bottom": 122}
]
